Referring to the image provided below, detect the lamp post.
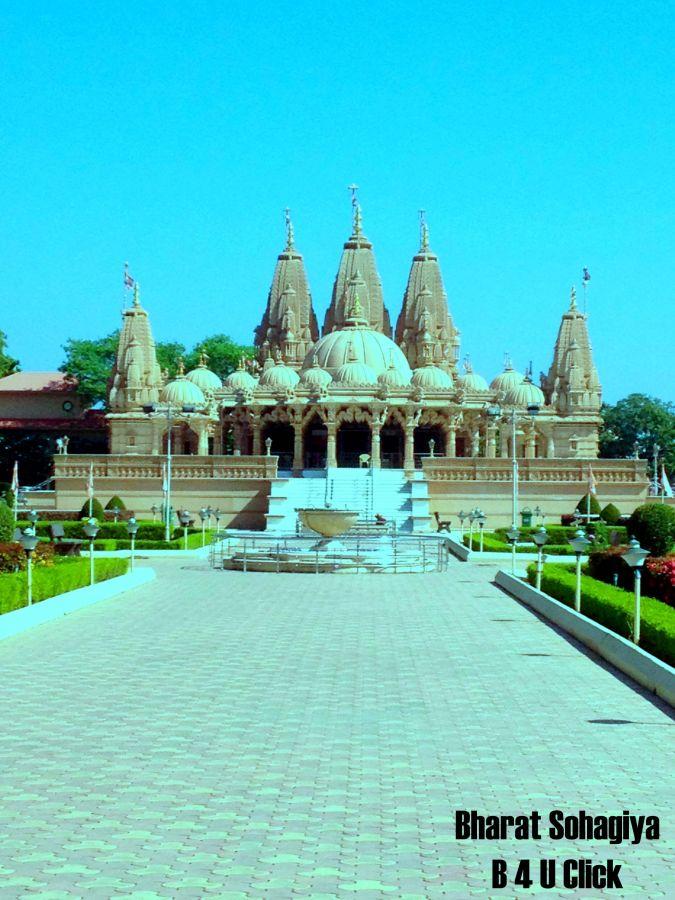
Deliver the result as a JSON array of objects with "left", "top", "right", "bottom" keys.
[
  {"left": 532, "top": 526, "right": 548, "bottom": 591},
  {"left": 179, "top": 509, "right": 191, "bottom": 550},
  {"left": 621, "top": 538, "right": 649, "bottom": 644},
  {"left": 213, "top": 507, "right": 221, "bottom": 533},
  {"left": 198, "top": 507, "right": 208, "bottom": 547},
  {"left": 151, "top": 504, "right": 159, "bottom": 522},
  {"left": 126, "top": 516, "right": 138, "bottom": 570},
  {"left": 112, "top": 505, "right": 121, "bottom": 524},
  {"left": 468, "top": 509, "right": 477, "bottom": 548},
  {"left": 458, "top": 510, "right": 467, "bottom": 538},
  {"left": 19, "top": 528, "right": 39, "bottom": 606},
  {"left": 82, "top": 518, "right": 99, "bottom": 586},
  {"left": 477, "top": 512, "right": 487, "bottom": 553},
  {"left": 488, "top": 402, "right": 539, "bottom": 532},
  {"left": 506, "top": 526, "right": 520, "bottom": 575},
  {"left": 27, "top": 509, "right": 38, "bottom": 527},
  {"left": 206, "top": 505, "right": 214, "bottom": 532},
  {"left": 143, "top": 402, "right": 196, "bottom": 542},
  {"left": 533, "top": 505, "right": 542, "bottom": 524},
  {"left": 568, "top": 529, "right": 591, "bottom": 612}
]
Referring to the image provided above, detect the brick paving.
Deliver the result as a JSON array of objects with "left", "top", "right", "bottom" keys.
[{"left": 0, "top": 559, "right": 672, "bottom": 898}]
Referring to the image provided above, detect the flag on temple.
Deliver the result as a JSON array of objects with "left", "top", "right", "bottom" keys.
[
  {"left": 86, "top": 462, "right": 94, "bottom": 499},
  {"left": 588, "top": 465, "right": 597, "bottom": 495},
  {"left": 124, "top": 264, "right": 135, "bottom": 289},
  {"left": 661, "top": 465, "right": 673, "bottom": 498},
  {"left": 10, "top": 460, "right": 18, "bottom": 494},
  {"left": 582, "top": 267, "right": 591, "bottom": 283}
]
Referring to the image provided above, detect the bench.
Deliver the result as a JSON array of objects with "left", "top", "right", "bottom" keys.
[
  {"left": 434, "top": 512, "right": 452, "bottom": 533},
  {"left": 49, "top": 523, "right": 83, "bottom": 556}
]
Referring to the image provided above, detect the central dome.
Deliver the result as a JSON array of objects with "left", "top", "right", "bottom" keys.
[{"left": 302, "top": 325, "right": 412, "bottom": 381}]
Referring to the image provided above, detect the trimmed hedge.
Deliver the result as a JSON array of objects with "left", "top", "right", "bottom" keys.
[
  {"left": 105, "top": 496, "right": 126, "bottom": 510},
  {"left": 601, "top": 503, "right": 621, "bottom": 525},
  {"left": 576, "top": 492, "right": 601, "bottom": 516},
  {"left": 0, "top": 501, "right": 14, "bottom": 542},
  {"left": 92, "top": 531, "right": 207, "bottom": 551},
  {"left": 78, "top": 498, "right": 105, "bottom": 520},
  {"left": 463, "top": 533, "right": 575, "bottom": 555},
  {"left": 526, "top": 562, "right": 675, "bottom": 666},
  {"left": 627, "top": 504, "right": 675, "bottom": 556},
  {"left": 16, "top": 520, "right": 189, "bottom": 541},
  {"left": 0, "top": 557, "right": 129, "bottom": 615}
]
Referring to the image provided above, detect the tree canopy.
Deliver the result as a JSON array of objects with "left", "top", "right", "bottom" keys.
[
  {"left": 600, "top": 394, "right": 675, "bottom": 472},
  {"left": 0, "top": 330, "right": 19, "bottom": 378},
  {"left": 60, "top": 332, "right": 254, "bottom": 407}
]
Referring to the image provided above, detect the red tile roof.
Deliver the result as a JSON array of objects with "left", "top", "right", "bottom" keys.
[{"left": 0, "top": 371, "right": 78, "bottom": 393}]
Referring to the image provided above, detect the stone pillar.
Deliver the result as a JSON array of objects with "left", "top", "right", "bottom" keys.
[
  {"left": 404, "top": 422, "right": 415, "bottom": 473},
  {"left": 470, "top": 428, "right": 480, "bottom": 458},
  {"left": 371, "top": 424, "right": 381, "bottom": 468},
  {"left": 292, "top": 424, "right": 303, "bottom": 475},
  {"left": 326, "top": 422, "right": 337, "bottom": 468},
  {"left": 446, "top": 421, "right": 456, "bottom": 458},
  {"left": 151, "top": 425, "right": 160, "bottom": 455},
  {"left": 525, "top": 427, "right": 536, "bottom": 459},
  {"left": 546, "top": 433, "right": 555, "bottom": 458},
  {"left": 197, "top": 424, "right": 209, "bottom": 456},
  {"left": 499, "top": 424, "right": 509, "bottom": 458},
  {"left": 252, "top": 417, "right": 262, "bottom": 455},
  {"left": 486, "top": 422, "right": 497, "bottom": 458}
]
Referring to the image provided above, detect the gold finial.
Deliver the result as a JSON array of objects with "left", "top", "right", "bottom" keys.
[
  {"left": 198, "top": 349, "right": 209, "bottom": 367},
  {"left": 284, "top": 207, "right": 295, "bottom": 250},
  {"left": 463, "top": 354, "right": 472, "bottom": 373},
  {"left": 133, "top": 282, "right": 141, "bottom": 308},
  {"left": 419, "top": 209, "right": 429, "bottom": 251},
  {"left": 237, "top": 356, "right": 245, "bottom": 371},
  {"left": 348, "top": 183, "right": 362, "bottom": 237},
  {"left": 570, "top": 285, "right": 577, "bottom": 309},
  {"left": 504, "top": 352, "right": 513, "bottom": 371},
  {"left": 177, "top": 357, "right": 185, "bottom": 376}
]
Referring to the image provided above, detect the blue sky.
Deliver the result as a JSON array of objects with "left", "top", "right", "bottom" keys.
[{"left": 1, "top": 1, "right": 673, "bottom": 402}]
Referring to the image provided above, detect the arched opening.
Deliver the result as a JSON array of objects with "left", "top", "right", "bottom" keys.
[
  {"left": 303, "top": 414, "right": 327, "bottom": 469},
  {"left": 337, "top": 421, "right": 371, "bottom": 468},
  {"left": 380, "top": 421, "right": 404, "bottom": 468},
  {"left": 262, "top": 421, "right": 294, "bottom": 470},
  {"left": 414, "top": 425, "right": 444, "bottom": 467},
  {"left": 163, "top": 423, "right": 198, "bottom": 455}
]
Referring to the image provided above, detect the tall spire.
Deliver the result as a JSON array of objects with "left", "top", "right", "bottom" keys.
[
  {"left": 254, "top": 212, "right": 319, "bottom": 369},
  {"left": 108, "top": 285, "right": 162, "bottom": 410},
  {"left": 543, "top": 286, "right": 601, "bottom": 413},
  {"left": 394, "top": 215, "right": 460, "bottom": 371},
  {"left": 323, "top": 186, "right": 391, "bottom": 336}
]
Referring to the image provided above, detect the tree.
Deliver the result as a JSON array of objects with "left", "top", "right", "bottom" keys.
[
  {"left": 184, "top": 334, "right": 255, "bottom": 380},
  {"left": 60, "top": 332, "right": 119, "bottom": 406},
  {"left": 156, "top": 342, "right": 186, "bottom": 378},
  {"left": 0, "top": 330, "right": 19, "bottom": 378},
  {"left": 600, "top": 394, "right": 675, "bottom": 473}
]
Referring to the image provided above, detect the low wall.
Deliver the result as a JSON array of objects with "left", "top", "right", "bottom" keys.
[
  {"left": 495, "top": 570, "right": 675, "bottom": 708},
  {"left": 53, "top": 455, "right": 278, "bottom": 529},
  {"left": 423, "top": 457, "right": 649, "bottom": 526}
]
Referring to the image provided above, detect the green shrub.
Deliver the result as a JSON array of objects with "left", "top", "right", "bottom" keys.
[
  {"left": 463, "top": 533, "right": 574, "bottom": 555},
  {"left": 576, "top": 493, "right": 601, "bottom": 516},
  {"left": 627, "top": 504, "right": 675, "bottom": 556},
  {"left": 526, "top": 562, "right": 675, "bottom": 666},
  {"left": 587, "top": 546, "right": 632, "bottom": 590},
  {"left": 0, "top": 557, "right": 129, "bottom": 615},
  {"left": 601, "top": 503, "right": 621, "bottom": 525},
  {"left": 18, "top": 520, "right": 175, "bottom": 541},
  {"left": 0, "top": 501, "right": 15, "bottom": 542},
  {"left": 78, "top": 498, "right": 105, "bottom": 520},
  {"left": 105, "top": 496, "right": 126, "bottom": 510}
]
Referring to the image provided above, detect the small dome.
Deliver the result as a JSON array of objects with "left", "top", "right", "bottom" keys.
[
  {"left": 378, "top": 362, "right": 410, "bottom": 389},
  {"left": 411, "top": 365, "right": 453, "bottom": 390},
  {"left": 161, "top": 376, "right": 205, "bottom": 407},
  {"left": 504, "top": 376, "right": 546, "bottom": 408},
  {"left": 186, "top": 353, "right": 221, "bottom": 393},
  {"left": 301, "top": 361, "right": 333, "bottom": 389},
  {"left": 491, "top": 356, "right": 524, "bottom": 392},
  {"left": 225, "top": 358, "right": 257, "bottom": 391},
  {"left": 461, "top": 358, "right": 489, "bottom": 393},
  {"left": 335, "top": 361, "right": 378, "bottom": 386},
  {"left": 302, "top": 325, "right": 412, "bottom": 380},
  {"left": 258, "top": 361, "right": 300, "bottom": 390}
]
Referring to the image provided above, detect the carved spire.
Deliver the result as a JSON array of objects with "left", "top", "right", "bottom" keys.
[
  {"left": 254, "top": 211, "right": 319, "bottom": 370},
  {"left": 543, "top": 287, "right": 602, "bottom": 413},
  {"left": 395, "top": 215, "right": 460, "bottom": 372},
  {"left": 108, "top": 283, "right": 163, "bottom": 411},
  {"left": 323, "top": 187, "right": 391, "bottom": 336}
]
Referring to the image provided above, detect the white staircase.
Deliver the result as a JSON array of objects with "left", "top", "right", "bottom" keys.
[{"left": 265, "top": 468, "right": 432, "bottom": 533}]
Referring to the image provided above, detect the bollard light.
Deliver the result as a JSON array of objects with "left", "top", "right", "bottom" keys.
[
  {"left": 568, "top": 529, "right": 591, "bottom": 612},
  {"left": 506, "top": 526, "right": 520, "bottom": 576},
  {"left": 621, "top": 538, "right": 649, "bottom": 644},
  {"left": 151, "top": 503, "right": 159, "bottom": 522},
  {"left": 126, "top": 516, "right": 139, "bottom": 570},
  {"left": 179, "top": 509, "right": 192, "bottom": 550},
  {"left": 112, "top": 505, "right": 121, "bottom": 523},
  {"left": 82, "top": 518, "right": 99, "bottom": 586},
  {"left": 477, "top": 513, "right": 487, "bottom": 553},
  {"left": 532, "top": 526, "right": 548, "bottom": 591},
  {"left": 19, "top": 528, "right": 39, "bottom": 606}
]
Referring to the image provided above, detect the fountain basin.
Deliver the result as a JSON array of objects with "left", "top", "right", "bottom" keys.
[{"left": 297, "top": 508, "right": 359, "bottom": 538}]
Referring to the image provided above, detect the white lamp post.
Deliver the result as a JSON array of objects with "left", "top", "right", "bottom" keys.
[
  {"left": 477, "top": 512, "right": 487, "bottom": 553},
  {"left": 457, "top": 510, "right": 467, "bottom": 538},
  {"left": 126, "top": 516, "right": 138, "bottom": 570},
  {"left": 151, "top": 504, "right": 159, "bottom": 522},
  {"left": 568, "top": 529, "right": 592, "bottom": 612},
  {"left": 143, "top": 402, "right": 196, "bottom": 542},
  {"left": 179, "top": 509, "right": 191, "bottom": 550},
  {"left": 621, "top": 538, "right": 649, "bottom": 644},
  {"left": 213, "top": 507, "right": 221, "bottom": 533},
  {"left": 198, "top": 507, "right": 208, "bottom": 547},
  {"left": 532, "top": 526, "right": 548, "bottom": 591},
  {"left": 111, "top": 505, "right": 121, "bottom": 523},
  {"left": 82, "top": 518, "right": 99, "bottom": 586},
  {"left": 506, "top": 526, "right": 520, "bottom": 575},
  {"left": 19, "top": 528, "right": 39, "bottom": 606}
]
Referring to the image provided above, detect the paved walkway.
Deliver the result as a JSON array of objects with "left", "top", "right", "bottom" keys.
[{"left": 0, "top": 560, "right": 672, "bottom": 898}]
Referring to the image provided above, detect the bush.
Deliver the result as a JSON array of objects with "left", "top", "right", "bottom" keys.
[
  {"left": 0, "top": 557, "right": 128, "bottom": 615},
  {"left": 78, "top": 498, "right": 105, "bottom": 520},
  {"left": 644, "top": 557, "right": 675, "bottom": 607},
  {"left": 627, "top": 504, "right": 675, "bottom": 556},
  {"left": 601, "top": 503, "right": 621, "bottom": 525},
  {"left": 0, "top": 501, "right": 15, "bottom": 542},
  {"left": 0, "top": 542, "right": 55, "bottom": 573},
  {"left": 587, "top": 547, "right": 631, "bottom": 590},
  {"left": 576, "top": 493, "right": 601, "bottom": 516},
  {"left": 105, "top": 496, "right": 126, "bottom": 510},
  {"left": 527, "top": 562, "right": 675, "bottom": 666}
]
